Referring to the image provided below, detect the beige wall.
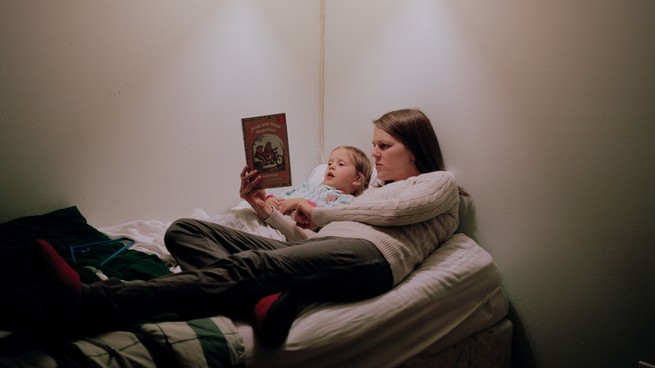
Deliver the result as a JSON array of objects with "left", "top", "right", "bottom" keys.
[
  {"left": 323, "top": 1, "right": 654, "bottom": 367},
  {"left": 0, "top": 1, "right": 322, "bottom": 225},
  {"left": 1, "top": 1, "right": 653, "bottom": 367}
]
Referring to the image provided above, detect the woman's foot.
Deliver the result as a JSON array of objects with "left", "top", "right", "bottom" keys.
[{"left": 252, "top": 292, "right": 301, "bottom": 347}]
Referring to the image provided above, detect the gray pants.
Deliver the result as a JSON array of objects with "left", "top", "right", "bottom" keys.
[{"left": 82, "top": 219, "right": 393, "bottom": 327}]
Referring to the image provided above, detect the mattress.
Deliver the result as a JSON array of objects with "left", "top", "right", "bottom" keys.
[{"left": 234, "top": 233, "right": 509, "bottom": 368}]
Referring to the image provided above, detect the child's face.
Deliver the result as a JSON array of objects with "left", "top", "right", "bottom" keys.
[{"left": 323, "top": 148, "right": 362, "bottom": 194}]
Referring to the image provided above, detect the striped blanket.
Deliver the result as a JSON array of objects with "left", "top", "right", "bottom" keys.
[{"left": 0, "top": 316, "right": 244, "bottom": 367}]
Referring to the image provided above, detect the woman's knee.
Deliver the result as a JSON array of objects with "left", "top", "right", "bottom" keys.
[{"left": 164, "top": 218, "right": 198, "bottom": 249}]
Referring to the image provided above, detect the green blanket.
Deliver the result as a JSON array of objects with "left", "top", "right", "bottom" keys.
[
  {"left": 0, "top": 206, "right": 171, "bottom": 283},
  {"left": 0, "top": 316, "right": 245, "bottom": 368}
]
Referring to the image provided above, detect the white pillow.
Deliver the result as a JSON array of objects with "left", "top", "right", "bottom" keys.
[{"left": 307, "top": 164, "right": 328, "bottom": 185}]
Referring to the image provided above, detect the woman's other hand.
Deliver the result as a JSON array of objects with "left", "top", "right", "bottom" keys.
[
  {"left": 293, "top": 201, "right": 317, "bottom": 230},
  {"left": 239, "top": 166, "right": 272, "bottom": 219}
]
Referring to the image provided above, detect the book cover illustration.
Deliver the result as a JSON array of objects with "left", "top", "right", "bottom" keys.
[{"left": 241, "top": 112, "right": 292, "bottom": 189}]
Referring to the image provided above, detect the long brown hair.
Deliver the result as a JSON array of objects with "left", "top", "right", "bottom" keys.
[{"left": 373, "top": 108, "right": 469, "bottom": 196}]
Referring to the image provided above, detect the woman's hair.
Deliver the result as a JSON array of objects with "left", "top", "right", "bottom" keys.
[
  {"left": 373, "top": 108, "right": 469, "bottom": 196},
  {"left": 373, "top": 108, "right": 445, "bottom": 173},
  {"left": 332, "top": 145, "right": 373, "bottom": 196}
]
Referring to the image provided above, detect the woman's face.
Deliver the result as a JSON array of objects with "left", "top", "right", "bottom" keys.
[{"left": 371, "top": 127, "right": 420, "bottom": 182}]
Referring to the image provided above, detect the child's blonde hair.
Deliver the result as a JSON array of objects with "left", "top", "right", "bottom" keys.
[{"left": 332, "top": 145, "right": 372, "bottom": 196}]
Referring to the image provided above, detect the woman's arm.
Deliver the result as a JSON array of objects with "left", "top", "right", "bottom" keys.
[
  {"left": 311, "top": 171, "right": 460, "bottom": 228},
  {"left": 240, "top": 167, "right": 317, "bottom": 240},
  {"left": 264, "top": 208, "right": 316, "bottom": 241}
]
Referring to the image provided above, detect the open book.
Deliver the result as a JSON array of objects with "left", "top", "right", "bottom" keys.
[{"left": 241, "top": 112, "right": 292, "bottom": 189}]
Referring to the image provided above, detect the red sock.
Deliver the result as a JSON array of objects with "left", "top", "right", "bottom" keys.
[
  {"left": 253, "top": 292, "right": 299, "bottom": 347},
  {"left": 253, "top": 292, "right": 282, "bottom": 323},
  {"left": 35, "top": 239, "right": 81, "bottom": 319}
]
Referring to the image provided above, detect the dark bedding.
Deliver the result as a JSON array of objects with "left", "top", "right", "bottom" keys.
[
  {"left": 0, "top": 207, "right": 245, "bottom": 368},
  {"left": 0, "top": 206, "right": 171, "bottom": 283}
]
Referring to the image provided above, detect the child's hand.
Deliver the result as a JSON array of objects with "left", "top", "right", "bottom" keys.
[
  {"left": 293, "top": 201, "right": 317, "bottom": 230},
  {"left": 265, "top": 196, "right": 281, "bottom": 210},
  {"left": 279, "top": 198, "right": 305, "bottom": 215}
]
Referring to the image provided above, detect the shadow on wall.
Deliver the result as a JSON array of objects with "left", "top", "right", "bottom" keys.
[
  {"left": 456, "top": 195, "right": 536, "bottom": 368},
  {"left": 508, "top": 304, "right": 537, "bottom": 368},
  {"left": 456, "top": 195, "right": 478, "bottom": 240}
]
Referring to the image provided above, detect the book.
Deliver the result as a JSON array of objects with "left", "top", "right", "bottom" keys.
[{"left": 241, "top": 112, "right": 292, "bottom": 189}]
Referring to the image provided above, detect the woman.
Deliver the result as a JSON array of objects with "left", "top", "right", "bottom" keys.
[{"left": 20, "top": 108, "right": 461, "bottom": 344}]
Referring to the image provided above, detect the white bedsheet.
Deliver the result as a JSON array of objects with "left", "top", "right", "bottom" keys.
[
  {"left": 100, "top": 209, "right": 508, "bottom": 368},
  {"left": 99, "top": 205, "right": 286, "bottom": 271}
]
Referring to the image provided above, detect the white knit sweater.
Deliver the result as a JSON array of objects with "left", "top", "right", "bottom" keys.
[{"left": 265, "top": 171, "right": 460, "bottom": 285}]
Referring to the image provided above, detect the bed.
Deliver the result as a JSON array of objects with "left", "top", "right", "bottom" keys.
[{"left": 0, "top": 166, "right": 512, "bottom": 368}]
